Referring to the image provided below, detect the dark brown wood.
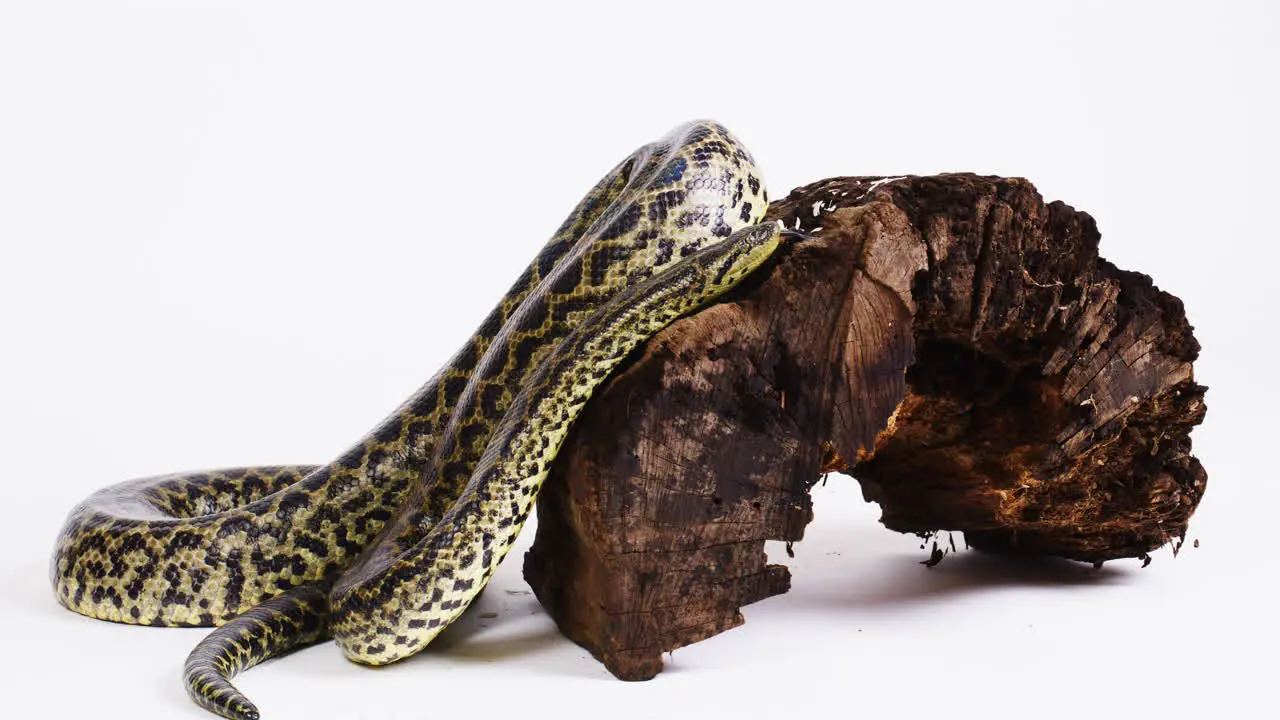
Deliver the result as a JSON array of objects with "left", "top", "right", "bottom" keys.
[{"left": 523, "top": 173, "right": 1207, "bottom": 680}]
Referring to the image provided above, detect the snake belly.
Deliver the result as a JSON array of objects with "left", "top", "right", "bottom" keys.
[{"left": 50, "top": 120, "right": 773, "bottom": 720}]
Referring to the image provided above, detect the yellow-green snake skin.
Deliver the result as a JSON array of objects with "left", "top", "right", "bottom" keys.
[{"left": 51, "top": 120, "right": 784, "bottom": 720}]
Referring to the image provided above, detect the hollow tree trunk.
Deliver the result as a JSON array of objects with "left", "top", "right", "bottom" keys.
[{"left": 522, "top": 173, "right": 1207, "bottom": 681}]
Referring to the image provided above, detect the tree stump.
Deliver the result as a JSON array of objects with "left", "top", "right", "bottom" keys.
[{"left": 522, "top": 174, "right": 1207, "bottom": 680}]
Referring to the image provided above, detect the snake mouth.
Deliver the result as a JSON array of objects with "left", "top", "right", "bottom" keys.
[{"left": 778, "top": 229, "right": 816, "bottom": 243}]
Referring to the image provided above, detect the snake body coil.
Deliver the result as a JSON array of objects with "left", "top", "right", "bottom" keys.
[{"left": 51, "top": 121, "right": 780, "bottom": 719}]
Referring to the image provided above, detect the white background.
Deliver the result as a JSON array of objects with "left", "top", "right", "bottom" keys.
[{"left": 1, "top": 1, "right": 1275, "bottom": 718}]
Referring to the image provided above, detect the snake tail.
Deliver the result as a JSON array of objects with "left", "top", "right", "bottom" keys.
[
  {"left": 331, "top": 222, "right": 783, "bottom": 665},
  {"left": 183, "top": 579, "right": 333, "bottom": 720}
]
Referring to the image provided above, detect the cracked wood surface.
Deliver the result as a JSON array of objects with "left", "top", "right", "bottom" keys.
[{"left": 523, "top": 174, "right": 1206, "bottom": 680}]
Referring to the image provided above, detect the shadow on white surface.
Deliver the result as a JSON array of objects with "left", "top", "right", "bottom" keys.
[
  {"left": 769, "top": 480, "right": 1133, "bottom": 615},
  {"left": 798, "top": 550, "right": 1128, "bottom": 611}
]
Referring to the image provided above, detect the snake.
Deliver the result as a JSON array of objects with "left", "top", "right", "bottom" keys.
[{"left": 50, "top": 120, "right": 784, "bottom": 720}]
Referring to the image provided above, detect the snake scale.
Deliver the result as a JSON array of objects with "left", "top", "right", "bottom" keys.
[{"left": 51, "top": 121, "right": 785, "bottom": 720}]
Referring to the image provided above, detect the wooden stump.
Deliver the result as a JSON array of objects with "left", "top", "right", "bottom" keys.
[{"left": 523, "top": 174, "right": 1207, "bottom": 680}]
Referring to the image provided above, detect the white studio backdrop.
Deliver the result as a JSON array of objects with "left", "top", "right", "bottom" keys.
[{"left": 0, "top": 1, "right": 1274, "bottom": 719}]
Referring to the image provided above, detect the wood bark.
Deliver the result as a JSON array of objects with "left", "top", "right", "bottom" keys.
[{"left": 522, "top": 174, "right": 1207, "bottom": 680}]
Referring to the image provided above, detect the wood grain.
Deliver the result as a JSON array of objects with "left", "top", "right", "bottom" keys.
[{"left": 523, "top": 174, "right": 1207, "bottom": 680}]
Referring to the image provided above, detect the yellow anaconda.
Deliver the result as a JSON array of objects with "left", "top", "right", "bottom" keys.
[{"left": 51, "top": 121, "right": 785, "bottom": 720}]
